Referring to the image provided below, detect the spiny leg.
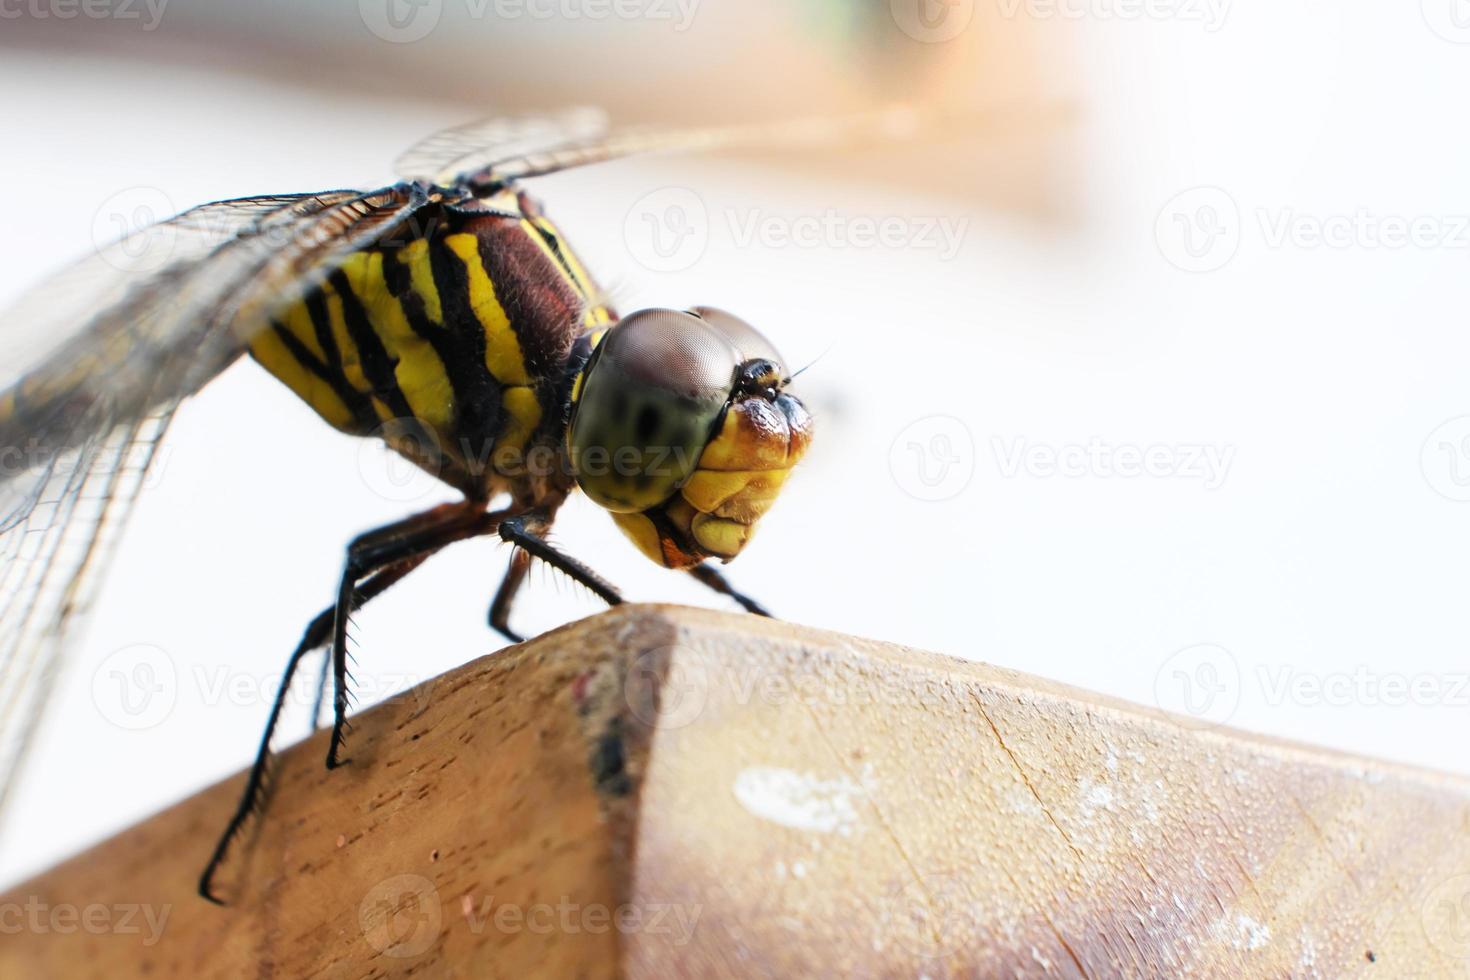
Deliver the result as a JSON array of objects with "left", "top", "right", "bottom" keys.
[
  {"left": 488, "top": 546, "right": 532, "bottom": 644},
  {"left": 309, "top": 646, "right": 331, "bottom": 734},
  {"left": 688, "top": 562, "right": 774, "bottom": 617},
  {"left": 498, "top": 513, "right": 622, "bottom": 607},
  {"left": 316, "top": 502, "right": 547, "bottom": 716},
  {"left": 326, "top": 501, "right": 502, "bottom": 770},
  {"left": 199, "top": 557, "right": 423, "bottom": 905}
]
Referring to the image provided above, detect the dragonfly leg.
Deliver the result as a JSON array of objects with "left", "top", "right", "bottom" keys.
[
  {"left": 487, "top": 547, "right": 531, "bottom": 644},
  {"left": 688, "top": 563, "right": 774, "bottom": 617},
  {"left": 198, "top": 556, "right": 424, "bottom": 905},
  {"left": 497, "top": 513, "right": 622, "bottom": 607},
  {"left": 315, "top": 502, "right": 546, "bottom": 720},
  {"left": 309, "top": 646, "right": 330, "bottom": 733},
  {"left": 326, "top": 500, "right": 501, "bottom": 770},
  {"left": 308, "top": 549, "right": 426, "bottom": 731}
]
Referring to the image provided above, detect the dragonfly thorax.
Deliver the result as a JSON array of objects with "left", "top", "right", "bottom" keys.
[{"left": 246, "top": 191, "right": 612, "bottom": 504}]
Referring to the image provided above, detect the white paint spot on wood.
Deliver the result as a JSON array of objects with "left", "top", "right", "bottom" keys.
[
  {"left": 1141, "top": 779, "right": 1166, "bottom": 825},
  {"left": 1077, "top": 778, "right": 1116, "bottom": 825},
  {"left": 1239, "top": 915, "right": 1271, "bottom": 950},
  {"left": 1213, "top": 912, "right": 1272, "bottom": 951},
  {"left": 732, "top": 766, "right": 867, "bottom": 835},
  {"left": 1298, "top": 929, "right": 1318, "bottom": 972}
]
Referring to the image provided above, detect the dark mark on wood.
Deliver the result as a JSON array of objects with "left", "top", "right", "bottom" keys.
[{"left": 590, "top": 717, "right": 631, "bottom": 798}]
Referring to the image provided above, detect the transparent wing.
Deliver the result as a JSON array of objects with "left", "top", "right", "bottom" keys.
[
  {"left": 0, "top": 184, "right": 431, "bottom": 837},
  {"left": 396, "top": 104, "right": 927, "bottom": 192},
  {"left": 0, "top": 411, "right": 171, "bottom": 825},
  {"left": 394, "top": 106, "right": 611, "bottom": 186},
  {"left": 0, "top": 187, "right": 427, "bottom": 478}
]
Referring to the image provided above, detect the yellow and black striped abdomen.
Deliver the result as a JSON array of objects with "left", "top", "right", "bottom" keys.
[{"left": 248, "top": 195, "right": 612, "bottom": 496}]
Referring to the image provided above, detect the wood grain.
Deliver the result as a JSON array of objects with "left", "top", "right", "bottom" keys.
[{"left": 2, "top": 605, "right": 1468, "bottom": 977}]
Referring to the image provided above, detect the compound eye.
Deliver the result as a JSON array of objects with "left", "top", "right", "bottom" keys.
[
  {"left": 689, "top": 306, "right": 786, "bottom": 375},
  {"left": 569, "top": 309, "right": 739, "bottom": 513},
  {"left": 599, "top": 308, "right": 739, "bottom": 399}
]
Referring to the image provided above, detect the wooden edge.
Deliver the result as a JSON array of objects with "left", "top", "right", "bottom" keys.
[{"left": 1, "top": 605, "right": 1468, "bottom": 977}]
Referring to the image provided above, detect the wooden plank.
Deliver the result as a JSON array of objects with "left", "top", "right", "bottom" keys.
[{"left": 2, "top": 605, "right": 1468, "bottom": 977}]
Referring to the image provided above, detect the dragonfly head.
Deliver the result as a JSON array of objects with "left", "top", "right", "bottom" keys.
[{"left": 567, "top": 306, "right": 812, "bottom": 568}]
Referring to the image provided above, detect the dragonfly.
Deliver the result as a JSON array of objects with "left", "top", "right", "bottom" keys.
[{"left": 0, "top": 106, "right": 919, "bottom": 904}]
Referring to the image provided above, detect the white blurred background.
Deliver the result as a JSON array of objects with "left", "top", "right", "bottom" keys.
[{"left": 3, "top": 0, "right": 1470, "bottom": 886}]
